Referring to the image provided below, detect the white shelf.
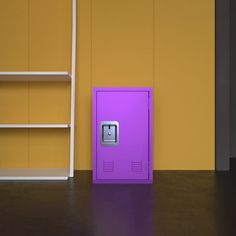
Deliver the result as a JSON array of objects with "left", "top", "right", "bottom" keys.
[
  {"left": 0, "top": 168, "right": 69, "bottom": 180},
  {"left": 0, "top": 124, "right": 70, "bottom": 128},
  {"left": 0, "top": 71, "right": 71, "bottom": 82}
]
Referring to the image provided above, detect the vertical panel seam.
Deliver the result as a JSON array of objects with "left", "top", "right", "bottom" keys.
[
  {"left": 90, "top": 0, "right": 93, "bottom": 170},
  {"left": 27, "top": 0, "right": 30, "bottom": 168},
  {"left": 153, "top": 0, "right": 155, "bottom": 89},
  {"left": 153, "top": 0, "right": 156, "bottom": 170},
  {"left": 91, "top": 0, "right": 93, "bottom": 88}
]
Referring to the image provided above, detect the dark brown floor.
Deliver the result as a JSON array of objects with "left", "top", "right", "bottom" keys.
[{"left": 0, "top": 171, "right": 235, "bottom": 236}]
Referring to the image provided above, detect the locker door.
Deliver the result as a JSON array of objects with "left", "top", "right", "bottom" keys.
[{"left": 96, "top": 91, "right": 149, "bottom": 180}]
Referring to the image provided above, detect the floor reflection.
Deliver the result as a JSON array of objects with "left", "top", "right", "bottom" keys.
[
  {"left": 92, "top": 184, "right": 153, "bottom": 236},
  {"left": 1, "top": 171, "right": 236, "bottom": 235}
]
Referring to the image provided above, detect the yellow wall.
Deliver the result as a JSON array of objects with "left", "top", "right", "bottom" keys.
[
  {"left": 0, "top": 0, "right": 214, "bottom": 170},
  {"left": 154, "top": 0, "right": 215, "bottom": 169},
  {"left": 0, "top": 0, "right": 71, "bottom": 168}
]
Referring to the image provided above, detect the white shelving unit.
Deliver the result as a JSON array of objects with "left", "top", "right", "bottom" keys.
[
  {"left": 0, "top": 169, "right": 69, "bottom": 180},
  {"left": 0, "top": 71, "right": 71, "bottom": 82},
  {"left": 0, "top": 0, "right": 77, "bottom": 180},
  {"left": 0, "top": 124, "right": 70, "bottom": 128}
]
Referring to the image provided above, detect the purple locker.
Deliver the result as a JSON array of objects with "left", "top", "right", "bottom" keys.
[{"left": 93, "top": 88, "right": 153, "bottom": 184}]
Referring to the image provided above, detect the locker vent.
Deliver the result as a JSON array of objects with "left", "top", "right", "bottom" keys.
[
  {"left": 103, "top": 161, "right": 114, "bottom": 172},
  {"left": 131, "top": 161, "right": 143, "bottom": 172}
]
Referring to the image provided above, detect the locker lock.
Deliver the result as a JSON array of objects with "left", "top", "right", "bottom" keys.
[{"left": 100, "top": 121, "right": 119, "bottom": 146}]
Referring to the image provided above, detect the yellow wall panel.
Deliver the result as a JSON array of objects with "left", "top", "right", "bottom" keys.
[
  {"left": 0, "top": 0, "right": 28, "bottom": 70},
  {"left": 0, "top": 83, "right": 28, "bottom": 123},
  {"left": 28, "top": 0, "right": 71, "bottom": 169},
  {"left": 29, "top": 129, "right": 69, "bottom": 168},
  {"left": 91, "top": 0, "right": 154, "bottom": 87},
  {"left": 154, "top": 0, "right": 215, "bottom": 170},
  {"left": 0, "top": 0, "right": 28, "bottom": 169},
  {"left": 75, "top": 0, "right": 92, "bottom": 169},
  {"left": 29, "top": 0, "right": 71, "bottom": 71},
  {"left": 0, "top": 130, "right": 28, "bottom": 168},
  {"left": 29, "top": 82, "right": 70, "bottom": 123}
]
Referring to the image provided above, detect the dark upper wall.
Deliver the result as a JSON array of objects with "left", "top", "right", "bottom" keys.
[
  {"left": 230, "top": 0, "right": 236, "bottom": 157},
  {"left": 216, "top": 0, "right": 230, "bottom": 169}
]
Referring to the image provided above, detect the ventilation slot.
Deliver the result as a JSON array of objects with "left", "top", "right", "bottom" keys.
[
  {"left": 103, "top": 161, "right": 114, "bottom": 172},
  {"left": 131, "top": 161, "right": 143, "bottom": 172}
]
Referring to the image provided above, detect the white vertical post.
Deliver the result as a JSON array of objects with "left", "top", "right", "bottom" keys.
[{"left": 69, "top": 0, "right": 76, "bottom": 177}]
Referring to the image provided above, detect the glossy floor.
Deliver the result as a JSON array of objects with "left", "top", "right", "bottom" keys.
[{"left": 0, "top": 171, "right": 235, "bottom": 236}]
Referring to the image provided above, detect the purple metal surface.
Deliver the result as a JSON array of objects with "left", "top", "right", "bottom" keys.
[{"left": 93, "top": 88, "right": 153, "bottom": 184}]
